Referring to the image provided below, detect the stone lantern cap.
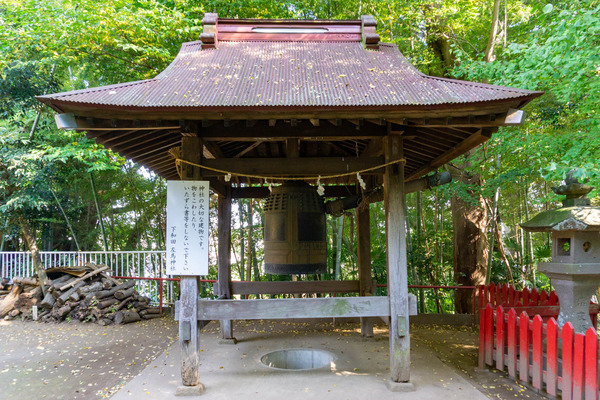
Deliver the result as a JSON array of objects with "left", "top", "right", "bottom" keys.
[
  {"left": 520, "top": 206, "right": 600, "bottom": 232},
  {"left": 521, "top": 171, "right": 599, "bottom": 232}
]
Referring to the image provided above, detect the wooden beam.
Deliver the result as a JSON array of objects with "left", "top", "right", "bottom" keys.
[
  {"left": 123, "top": 140, "right": 180, "bottom": 161},
  {"left": 366, "top": 118, "right": 385, "bottom": 126},
  {"left": 131, "top": 151, "right": 173, "bottom": 166},
  {"left": 389, "top": 113, "right": 509, "bottom": 128},
  {"left": 230, "top": 185, "right": 358, "bottom": 199},
  {"left": 208, "top": 178, "right": 227, "bottom": 197},
  {"left": 90, "top": 129, "right": 145, "bottom": 145},
  {"left": 268, "top": 141, "right": 281, "bottom": 157},
  {"left": 62, "top": 100, "right": 535, "bottom": 123},
  {"left": 357, "top": 182, "right": 374, "bottom": 337},
  {"left": 407, "top": 128, "right": 495, "bottom": 180},
  {"left": 196, "top": 296, "right": 390, "bottom": 320},
  {"left": 361, "top": 138, "right": 383, "bottom": 158},
  {"left": 410, "top": 135, "right": 453, "bottom": 152},
  {"left": 102, "top": 130, "right": 177, "bottom": 148},
  {"left": 384, "top": 131, "right": 410, "bottom": 383},
  {"left": 148, "top": 158, "right": 175, "bottom": 170},
  {"left": 198, "top": 119, "right": 386, "bottom": 141},
  {"left": 231, "top": 280, "right": 360, "bottom": 295},
  {"left": 217, "top": 189, "right": 234, "bottom": 340},
  {"left": 327, "top": 141, "right": 353, "bottom": 156},
  {"left": 286, "top": 138, "right": 299, "bottom": 158},
  {"left": 152, "top": 166, "right": 178, "bottom": 179},
  {"left": 233, "top": 141, "right": 263, "bottom": 158},
  {"left": 178, "top": 136, "right": 203, "bottom": 388},
  {"left": 348, "top": 119, "right": 364, "bottom": 129},
  {"left": 402, "top": 142, "right": 439, "bottom": 158},
  {"left": 201, "top": 157, "right": 384, "bottom": 177},
  {"left": 109, "top": 133, "right": 180, "bottom": 155},
  {"left": 413, "top": 129, "right": 463, "bottom": 148},
  {"left": 181, "top": 136, "right": 202, "bottom": 180},
  {"left": 198, "top": 136, "right": 225, "bottom": 159},
  {"left": 417, "top": 126, "right": 473, "bottom": 141},
  {"left": 72, "top": 116, "right": 180, "bottom": 131},
  {"left": 309, "top": 118, "right": 320, "bottom": 126}
]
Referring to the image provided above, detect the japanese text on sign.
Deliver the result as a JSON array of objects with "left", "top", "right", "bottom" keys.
[{"left": 166, "top": 181, "right": 209, "bottom": 275}]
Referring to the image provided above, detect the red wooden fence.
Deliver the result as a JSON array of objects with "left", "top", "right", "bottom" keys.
[
  {"left": 477, "top": 283, "right": 599, "bottom": 326},
  {"left": 478, "top": 284, "right": 600, "bottom": 400}
]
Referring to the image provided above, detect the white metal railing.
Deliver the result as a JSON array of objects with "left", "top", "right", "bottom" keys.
[{"left": 0, "top": 251, "right": 176, "bottom": 305}]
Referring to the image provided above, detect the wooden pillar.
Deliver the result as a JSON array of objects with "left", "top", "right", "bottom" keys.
[
  {"left": 357, "top": 183, "right": 374, "bottom": 337},
  {"left": 383, "top": 132, "right": 411, "bottom": 385},
  {"left": 178, "top": 136, "right": 204, "bottom": 393},
  {"left": 217, "top": 189, "right": 235, "bottom": 342}
]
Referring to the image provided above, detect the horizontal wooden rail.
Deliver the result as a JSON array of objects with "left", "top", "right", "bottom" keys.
[
  {"left": 196, "top": 296, "right": 390, "bottom": 320},
  {"left": 231, "top": 280, "right": 360, "bottom": 295},
  {"left": 175, "top": 295, "right": 418, "bottom": 321}
]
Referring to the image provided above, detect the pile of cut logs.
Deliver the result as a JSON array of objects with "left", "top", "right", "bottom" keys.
[{"left": 0, "top": 264, "right": 162, "bottom": 325}]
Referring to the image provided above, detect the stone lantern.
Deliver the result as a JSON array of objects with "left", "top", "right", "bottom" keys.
[{"left": 521, "top": 171, "right": 600, "bottom": 334}]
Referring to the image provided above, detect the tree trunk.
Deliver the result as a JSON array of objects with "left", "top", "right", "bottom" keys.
[
  {"left": 484, "top": 0, "right": 502, "bottom": 62},
  {"left": 494, "top": 214, "right": 515, "bottom": 285},
  {"left": 239, "top": 199, "right": 246, "bottom": 282},
  {"left": 485, "top": 154, "right": 501, "bottom": 285},
  {"left": 523, "top": 183, "right": 536, "bottom": 286},
  {"left": 451, "top": 161, "right": 489, "bottom": 313},
  {"left": 89, "top": 172, "right": 109, "bottom": 251},
  {"left": 423, "top": 3, "right": 455, "bottom": 76},
  {"left": 249, "top": 199, "right": 259, "bottom": 282},
  {"left": 335, "top": 215, "right": 343, "bottom": 280},
  {"left": 19, "top": 216, "right": 49, "bottom": 296},
  {"left": 415, "top": 191, "right": 425, "bottom": 313}
]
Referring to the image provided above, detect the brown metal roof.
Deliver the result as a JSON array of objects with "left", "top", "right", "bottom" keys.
[
  {"left": 38, "top": 41, "right": 538, "bottom": 112},
  {"left": 37, "top": 15, "right": 543, "bottom": 188}
]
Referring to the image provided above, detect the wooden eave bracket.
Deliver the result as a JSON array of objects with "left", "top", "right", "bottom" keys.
[
  {"left": 504, "top": 108, "right": 525, "bottom": 125},
  {"left": 361, "top": 15, "right": 380, "bottom": 50},
  {"left": 55, "top": 113, "right": 77, "bottom": 130}
]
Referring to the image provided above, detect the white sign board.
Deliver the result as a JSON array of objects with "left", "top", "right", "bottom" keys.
[{"left": 166, "top": 181, "right": 209, "bottom": 275}]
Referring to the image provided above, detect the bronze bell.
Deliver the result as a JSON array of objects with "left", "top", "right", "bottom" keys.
[{"left": 263, "top": 181, "right": 327, "bottom": 275}]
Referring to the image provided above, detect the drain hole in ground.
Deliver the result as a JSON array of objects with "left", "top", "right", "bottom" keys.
[{"left": 260, "top": 349, "right": 336, "bottom": 371}]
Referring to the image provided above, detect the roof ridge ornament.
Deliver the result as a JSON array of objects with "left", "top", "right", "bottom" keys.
[
  {"left": 201, "top": 13, "right": 218, "bottom": 49},
  {"left": 361, "top": 15, "right": 380, "bottom": 50}
]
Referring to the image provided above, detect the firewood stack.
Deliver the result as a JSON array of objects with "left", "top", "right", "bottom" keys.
[{"left": 0, "top": 264, "right": 162, "bottom": 325}]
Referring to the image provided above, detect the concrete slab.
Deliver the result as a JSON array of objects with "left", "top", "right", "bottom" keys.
[{"left": 111, "top": 320, "right": 488, "bottom": 399}]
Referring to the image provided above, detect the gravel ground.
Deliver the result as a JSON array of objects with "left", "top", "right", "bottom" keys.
[
  {"left": 0, "top": 317, "right": 547, "bottom": 400},
  {"left": 0, "top": 316, "right": 178, "bottom": 399},
  {"left": 411, "top": 324, "right": 547, "bottom": 400}
]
